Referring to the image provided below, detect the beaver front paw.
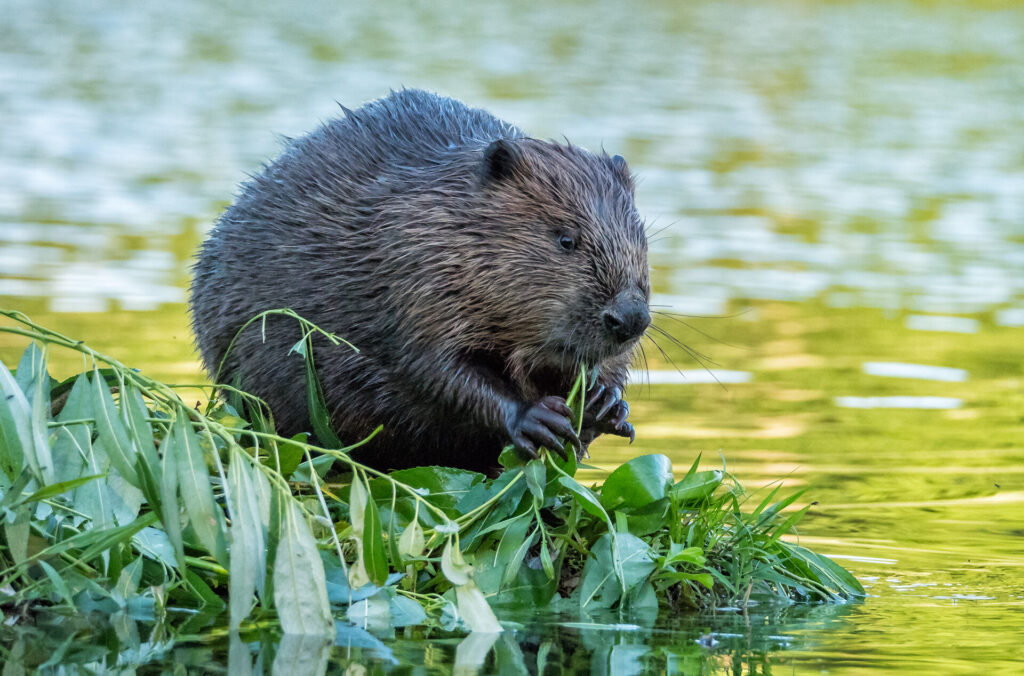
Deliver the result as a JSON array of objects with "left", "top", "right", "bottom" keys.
[
  {"left": 507, "top": 396, "right": 582, "bottom": 460},
  {"left": 581, "top": 383, "right": 635, "bottom": 444}
]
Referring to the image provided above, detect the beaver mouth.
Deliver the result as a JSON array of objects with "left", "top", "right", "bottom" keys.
[{"left": 550, "top": 338, "right": 635, "bottom": 368}]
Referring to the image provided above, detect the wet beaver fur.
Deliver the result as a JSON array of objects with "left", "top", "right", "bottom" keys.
[{"left": 190, "top": 89, "right": 650, "bottom": 473}]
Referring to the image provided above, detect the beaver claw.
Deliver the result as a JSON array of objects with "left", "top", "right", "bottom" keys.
[
  {"left": 582, "top": 383, "right": 635, "bottom": 443},
  {"left": 508, "top": 396, "right": 582, "bottom": 460}
]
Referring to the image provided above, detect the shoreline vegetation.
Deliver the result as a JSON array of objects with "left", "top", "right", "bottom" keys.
[{"left": 0, "top": 308, "right": 863, "bottom": 639}]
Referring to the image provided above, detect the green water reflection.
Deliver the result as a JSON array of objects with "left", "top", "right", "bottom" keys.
[{"left": 2, "top": 0, "right": 1022, "bottom": 672}]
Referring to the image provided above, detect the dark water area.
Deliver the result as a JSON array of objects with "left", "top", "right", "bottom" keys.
[{"left": 1, "top": 0, "right": 1023, "bottom": 672}]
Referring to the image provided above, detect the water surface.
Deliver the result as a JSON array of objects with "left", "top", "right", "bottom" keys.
[{"left": 1, "top": 0, "right": 1022, "bottom": 672}]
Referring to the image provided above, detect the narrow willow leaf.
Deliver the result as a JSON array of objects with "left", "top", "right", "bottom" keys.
[
  {"left": 105, "top": 466, "right": 144, "bottom": 526},
  {"left": 557, "top": 475, "right": 609, "bottom": 523},
  {"left": 441, "top": 538, "right": 473, "bottom": 586},
  {"left": 38, "top": 560, "right": 74, "bottom": 607},
  {"left": 159, "top": 422, "right": 185, "bottom": 567},
  {"left": 226, "top": 454, "right": 264, "bottom": 630},
  {"left": 454, "top": 580, "right": 502, "bottom": 633},
  {"left": 90, "top": 369, "right": 139, "bottom": 487},
  {"left": 49, "top": 373, "right": 90, "bottom": 484},
  {"left": 74, "top": 427, "right": 115, "bottom": 538},
  {"left": 524, "top": 459, "right": 546, "bottom": 501},
  {"left": 540, "top": 543, "right": 554, "bottom": 580},
  {"left": 361, "top": 488, "right": 389, "bottom": 586},
  {"left": 113, "top": 556, "right": 143, "bottom": 606},
  {"left": 397, "top": 519, "right": 425, "bottom": 559},
  {"left": 4, "top": 505, "right": 30, "bottom": 564},
  {"left": 132, "top": 527, "right": 176, "bottom": 568},
  {"left": 496, "top": 515, "right": 534, "bottom": 586},
  {"left": 348, "top": 472, "right": 371, "bottom": 588},
  {"left": 349, "top": 472, "right": 368, "bottom": 533},
  {"left": 273, "top": 498, "right": 333, "bottom": 636},
  {"left": 0, "top": 358, "right": 32, "bottom": 481},
  {"left": 18, "top": 344, "right": 55, "bottom": 484},
  {"left": 122, "top": 384, "right": 158, "bottom": 470},
  {"left": 172, "top": 415, "right": 228, "bottom": 565},
  {"left": 300, "top": 335, "right": 343, "bottom": 448},
  {"left": 184, "top": 568, "right": 225, "bottom": 610},
  {"left": 15, "top": 473, "right": 104, "bottom": 506}
]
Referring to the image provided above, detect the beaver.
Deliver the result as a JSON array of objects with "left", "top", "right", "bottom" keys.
[{"left": 190, "top": 89, "right": 650, "bottom": 473}]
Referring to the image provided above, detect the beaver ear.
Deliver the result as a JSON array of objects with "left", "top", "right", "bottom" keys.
[
  {"left": 481, "top": 139, "right": 524, "bottom": 183},
  {"left": 610, "top": 154, "right": 635, "bottom": 192}
]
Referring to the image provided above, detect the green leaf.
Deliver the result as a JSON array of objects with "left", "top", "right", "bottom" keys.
[
  {"left": 0, "top": 357, "right": 32, "bottom": 481},
  {"left": 38, "top": 560, "right": 74, "bottom": 607},
  {"left": 15, "top": 473, "right": 105, "bottom": 507},
  {"left": 579, "top": 532, "right": 655, "bottom": 610},
  {"left": 122, "top": 384, "right": 158, "bottom": 471},
  {"left": 660, "top": 571, "right": 715, "bottom": 590},
  {"left": 782, "top": 543, "right": 865, "bottom": 597},
  {"left": 16, "top": 344, "right": 55, "bottom": 484},
  {"left": 441, "top": 537, "right": 473, "bottom": 587},
  {"left": 600, "top": 454, "right": 674, "bottom": 511},
  {"left": 226, "top": 453, "right": 266, "bottom": 629},
  {"left": 496, "top": 514, "right": 535, "bottom": 586},
  {"left": 158, "top": 421, "right": 185, "bottom": 567},
  {"left": 299, "top": 334, "right": 344, "bottom": 448},
  {"left": 171, "top": 414, "right": 228, "bottom": 566},
  {"left": 112, "top": 556, "right": 143, "bottom": 607},
  {"left": 90, "top": 369, "right": 139, "bottom": 487},
  {"left": 273, "top": 497, "right": 333, "bottom": 636},
  {"left": 619, "top": 497, "right": 670, "bottom": 536},
  {"left": 387, "top": 592, "right": 427, "bottom": 627},
  {"left": 184, "top": 568, "right": 225, "bottom": 610},
  {"left": 398, "top": 519, "right": 425, "bottom": 559},
  {"left": 557, "top": 475, "right": 609, "bottom": 523},
  {"left": 497, "top": 444, "right": 526, "bottom": 470},
  {"left": 669, "top": 470, "right": 723, "bottom": 505},
  {"left": 269, "top": 433, "right": 308, "bottom": 479},
  {"left": 4, "top": 504, "right": 30, "bottom": 565},
  {"left": 361, "top": 484, "right": 389, "bottom": 587},
  {"left": 49, "top": 373, "right": 90, "bottom": 484},
  {"left": 524, "top": 459, "right": 546, "bottom": 501},
  {"left": 348, "top": 472, "right": 371, "bottom": 589},
  {"left": 664, "top": 543, "right": 706, "bottom": 567},
  {"left": 382, "top": 466, "right": 485, "bottom": 515},
  {"left": 74, "top": 427, "right": 116, "bottom": 536}
]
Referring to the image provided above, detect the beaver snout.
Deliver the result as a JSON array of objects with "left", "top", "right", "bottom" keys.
[{"left": 602, "top": 293, "right": 650, "bottom": 344}]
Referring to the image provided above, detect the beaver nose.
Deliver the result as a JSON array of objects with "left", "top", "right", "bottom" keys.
[{"left": 602, "top": 295, "right": 650, "bottom": 343}]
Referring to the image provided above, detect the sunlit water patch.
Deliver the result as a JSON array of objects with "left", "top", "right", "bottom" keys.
[{"left": 862, "top": 362, "right": 968, "bottom": 382}]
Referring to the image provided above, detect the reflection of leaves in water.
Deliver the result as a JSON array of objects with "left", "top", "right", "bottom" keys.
[{"left": 0, "top": 602, "right": 859, "bottom": 672}]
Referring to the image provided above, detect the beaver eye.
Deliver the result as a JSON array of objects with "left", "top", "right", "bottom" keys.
[{"left": 558, "top": 234, "right": 577, "bottom": 252}]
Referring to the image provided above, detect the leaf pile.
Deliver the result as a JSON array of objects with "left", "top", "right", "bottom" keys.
[{"left": 0, "top": 309, "right": 863, "bottom": 637}]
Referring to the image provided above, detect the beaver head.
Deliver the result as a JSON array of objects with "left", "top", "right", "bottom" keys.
[{"left": 432, "top": 137, "right": 650, "bottom": 389}]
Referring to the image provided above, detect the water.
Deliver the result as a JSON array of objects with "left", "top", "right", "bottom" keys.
[{"left": 1, "top": 0, "right": 1022, "bottom": 671}]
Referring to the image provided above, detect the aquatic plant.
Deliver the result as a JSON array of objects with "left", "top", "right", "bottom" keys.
[{"left": 0, "top": 309, "right": 862, "bottom": 637}]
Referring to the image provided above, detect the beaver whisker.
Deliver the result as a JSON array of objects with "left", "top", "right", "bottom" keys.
[
  {"left": 650, "top": 310, "right": 744, "bottom": 349},
  {"left": 644, "top": 329, "right": 727, "bottom": 391}
]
